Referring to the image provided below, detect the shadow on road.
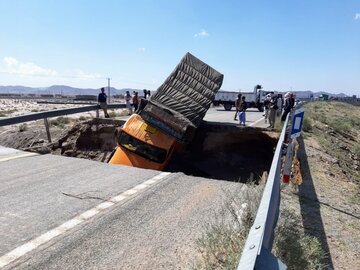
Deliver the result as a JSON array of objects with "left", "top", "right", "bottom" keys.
[{"left": 297, "top": 136, "right": 334, "bottom": 269}]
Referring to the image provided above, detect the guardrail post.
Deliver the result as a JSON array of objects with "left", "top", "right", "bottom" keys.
[
  {"left": 43, "top": 118, "right": 52, "bottom": 143},
  {"left": 95, "top": 108, "right": 99, "bottom": 131}
]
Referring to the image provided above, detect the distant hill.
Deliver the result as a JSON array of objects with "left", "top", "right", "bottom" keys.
[
  {"left": 0, "top": 85, "right": 145, "bottom": 96},
  {"left": 286, "top": 90, "right": 348, "bottom": 99},
  {"left": 0, "top": 85, "right": 350, "bottom": 99},
  {"left": 313, "top": 91, "right": 348, "bottom": 98}
]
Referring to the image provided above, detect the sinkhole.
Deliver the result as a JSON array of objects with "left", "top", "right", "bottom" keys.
[{"left": 53, "top": 119, "right": 278, "bottom": 182}]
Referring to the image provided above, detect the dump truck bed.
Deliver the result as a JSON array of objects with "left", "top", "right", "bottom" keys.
[{"left": 141, "top": 52, "right": 224, "bottom": 141}]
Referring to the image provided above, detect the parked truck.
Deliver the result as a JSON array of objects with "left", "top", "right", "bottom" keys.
[
  {"left": 213, "top": 85, "right": 272, "bottom": 112},
  {"left": 108, "top": 52, "right": 224, "bottom": 170}
]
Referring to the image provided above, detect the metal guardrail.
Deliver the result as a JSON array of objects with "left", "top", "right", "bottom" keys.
[
  {"left": 0, "top": 104, "right": 126, "bottom": 126},
  {"left": 237, "top": 113, "right": 290, "bottom": 270},
  {"left": 0, "top": 104, "right": 126, "bottom": 143}
]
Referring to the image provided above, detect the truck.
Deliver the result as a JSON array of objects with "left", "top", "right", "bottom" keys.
[
  {"left": 108, "top": 52, "right": 224, "bottom": 170},
  {"left": 213, "top": 85, "right": 272, "bottom": 112}
]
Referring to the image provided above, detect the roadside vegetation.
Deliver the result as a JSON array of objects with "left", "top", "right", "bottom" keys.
[
  {"left": 283, "top": 100, "right": 360, "bottom": 269},
  {"left": 194, "top": 184, "right": 262, "bottom": 269},
  {"left": 303, "top": 101, "right": 360, "bottom": 190},
  {"left": 50, "top": 116, "right": 71, "bottom": 127},
  {"left": 194, "top": 182, "right": 326, "bottom": 269},
  {"left": 273, "top": 209, "right": 326, "bottom": 269},
  {"left": 0, "top": 109, "right": 18, "bottom": 117}
]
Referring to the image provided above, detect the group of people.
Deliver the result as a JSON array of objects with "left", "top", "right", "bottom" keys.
[
  {"left": 125, "top": 89, "right": 151, "bottom": 115},
  {"left": 234, "top": 94, "right": 247, "bottom": 126},
  {"left": 233, "top": 91, "right": 295, "bottom": 128},
  {"left": 263, "top": 92, "right": 295, "bottom": 129},
  {"left": 97, "top": 88, "right": 151, "bottom": 118}
]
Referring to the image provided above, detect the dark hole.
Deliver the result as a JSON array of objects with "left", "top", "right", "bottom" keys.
[{"left": 165, "top": 122, "right": 278, "bottom": 183}]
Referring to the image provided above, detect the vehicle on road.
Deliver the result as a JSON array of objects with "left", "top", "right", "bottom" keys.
[
  {"left": 109, "top": 52, "right": 224, "bottom": 170},
  {"left": 213, "top": 85, "right": 272, "bottom": 112}
]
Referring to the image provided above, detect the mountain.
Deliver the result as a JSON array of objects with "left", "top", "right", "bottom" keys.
[
  {"left": 0, "top": 85, "right": 144, "bottom": 96},
  {"left": 0, "top": 85, "right": 349, "bottom": 98}
]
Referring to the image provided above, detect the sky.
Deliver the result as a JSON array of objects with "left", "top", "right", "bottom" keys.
[{"left": 0, "top": 0, "right": 359, "bottom": 96}]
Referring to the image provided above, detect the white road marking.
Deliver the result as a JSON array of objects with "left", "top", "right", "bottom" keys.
[
  {"left": 0, "top": 172, "right": 171, "bottom": 268},
  {"left": 0, "top": 152, "right": 38, "bottom": 162},
  {"left": 248, "top": 116, "right": 265, "bottom": 127}
]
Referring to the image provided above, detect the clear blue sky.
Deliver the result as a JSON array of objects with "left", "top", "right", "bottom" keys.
[{"left": 0, "top": 0, "right": 359, "bottom": 96}]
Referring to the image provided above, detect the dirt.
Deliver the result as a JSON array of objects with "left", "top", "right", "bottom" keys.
[{"left": 281, "top": 101, "right": 360, "bottom": 270}]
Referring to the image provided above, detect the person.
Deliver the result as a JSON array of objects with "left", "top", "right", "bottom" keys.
[
  {"left": 147, "top": 90, "right": 151, "bottom": 98},
  {"left": 97, "top": 87, "right": 109, "bottom": 118},
  {"left": 234, "top": 93, "right": 242, "bottom": 120},
  {"left": 276, "top": 94, "right": 283, "bottom": 116},
  {"left": 268, "top": 94, "right": 278, "bottom": 129},
  {"left": 263, "top": 94, "right": 271, "bottom": 124},
  {"left": 143, "top": 89, "right": 148, "bottom": 99},
  {"left": 281, "top": 92, "right": 294, "bottom": 121},
  {"left": 132, "top": 91, "right": 139, "bottom": 111},
  {"left": 125, "top": 91, "right": 132, "bottom": 115},
  {"left": 238, "top": 96, "right": 247, "bottom": 126}
]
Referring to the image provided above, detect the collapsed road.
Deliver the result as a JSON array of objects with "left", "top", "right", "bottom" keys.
[{"left": 0, "top": 107, "right": 275, "bottom": 269}]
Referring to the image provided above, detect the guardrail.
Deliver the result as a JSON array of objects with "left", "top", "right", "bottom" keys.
[
  {"left": 237, "top": 113, "right": 290, "bottom": 270},
  {"left": 0, "top": 104, "right": 126, "bottom": 142}
]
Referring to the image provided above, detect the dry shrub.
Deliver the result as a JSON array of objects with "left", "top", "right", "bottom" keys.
[
  {"left": 50, "top": 117, "right": 70, "bottom": 127},
  {"left": 273, "top": 209, "right": 327, "bottom": 270},
  {"left": 194, "top": 184, "right": 263, "bottom": 269}
]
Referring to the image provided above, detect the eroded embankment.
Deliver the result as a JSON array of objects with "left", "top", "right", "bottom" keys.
[{"left": 17, "top": 119, "right": 279, "bottom": 182}]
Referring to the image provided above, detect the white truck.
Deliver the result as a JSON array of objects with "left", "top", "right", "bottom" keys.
[{"left": 213, "top": 85, "right": 272, "bottom": 112}]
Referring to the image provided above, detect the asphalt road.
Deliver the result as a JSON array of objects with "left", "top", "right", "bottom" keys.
[
  {"left": 204, "top": 106, "right": 267, "bottom": 128},
  {"left": 0, "top": 153, "right": 246, "bottom": 269},
  {"left": 0, "top": 108, "right": 266, "bottom": 269}
]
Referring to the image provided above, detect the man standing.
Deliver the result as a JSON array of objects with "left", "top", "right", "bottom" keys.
[
  {"left": 98, "top": 87, "right": 110, "bottom": 118},
  {"left": 234, "top": 93, "right": 242, "bottom": 121},
  {"left": 263, "top": 94, "right": 271, "bottom": 123},
  {"left": 268, "top": 94, "right": 278, "bottom": 129},
  {"left": 281, "top": 92, "right": 295, "bottom": 121},
  {"left": 238, "top": 96, "right": 247, "bottom": 126},
  {"left": 132, "top": 91, "right": 139, "bottom": 112},
  {"left": 125, "top": 91, "right": 132, "bottom": 115}
]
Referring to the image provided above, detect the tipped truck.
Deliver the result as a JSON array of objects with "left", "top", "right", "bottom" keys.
[{"left": 109, "top": 52, "right": 224, "bottom": 170}]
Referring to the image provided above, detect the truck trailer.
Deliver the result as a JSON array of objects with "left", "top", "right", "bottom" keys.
[
  {"left": 213, "top": 85, "right": 272, "bottom": 112},
  {"left": 109, "top": 52, "right": 224, "bottom": 170}
]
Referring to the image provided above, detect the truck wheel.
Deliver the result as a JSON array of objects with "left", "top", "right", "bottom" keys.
[
  {"left": 224, "top": 104, "right": 232, "bottom": 111},
  {"left": 258, "top": 105, "right": 264, "bottom": 112}
]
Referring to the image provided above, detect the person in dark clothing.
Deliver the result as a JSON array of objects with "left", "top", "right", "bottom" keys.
[
  {"left": 268, "top": 94, "right": 278, "bottom": 129},
  {"left": 281, "top": 92, "right": 295, "bottom": 121},
  {"left": 132, "top": 91, "right": 139, "bottom": 111},
  {"left": 98, "top": 87, "right": 109, "bottom": 118},
  {"left": 234, "top": 93, "right": 242, "bottom": 120},
  {"left": 238, "top": 96, "right": 247, "bottom": 126},
  {"left": 143, "top": 89, "right": 148, "bottom": 99}
]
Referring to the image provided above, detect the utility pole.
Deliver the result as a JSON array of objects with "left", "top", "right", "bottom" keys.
[{"left": 107, "top": 78, "right": 111, "bottom": 103}]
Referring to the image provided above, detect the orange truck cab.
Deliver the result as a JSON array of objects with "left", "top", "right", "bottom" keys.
[
  {"left": 109, "top": 114, "right": 181, "bottom": 170},
  {"left": 109, "top": 52, "right": 223, "bottom": 171}
]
